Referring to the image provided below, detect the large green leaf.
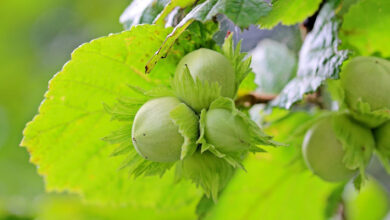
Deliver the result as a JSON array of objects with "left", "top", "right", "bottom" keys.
[
  {"left": 340, "top": 0, "right": 390, "bottom": 57},
  {"left": 35, "top": 195, "right": 198, "bottom": 220},
  {"left": 21, "top": 24, "right": 202, "bottom": 212},
  {"left": 224, "top": 0, "right": 271, "bottom": 27},
  {"left": 258, "top": 0, "right": 322, "bottom": 29},
  {"left": 203, "top": 143, "right": 337, "bottom": 219},
  {"left": 0, "top": 108, "right": 8, "bottom": 148},
  {"left": 272, "top": 2, "right": 348, "bottom": 109}
]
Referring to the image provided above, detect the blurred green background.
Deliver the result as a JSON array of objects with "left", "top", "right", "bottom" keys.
[{"left": 0, "top": 0, "right": 129, "bottom": 218}]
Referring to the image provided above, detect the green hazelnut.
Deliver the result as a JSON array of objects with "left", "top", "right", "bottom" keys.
[
  {"left": 341, "top": 56, "right": 390, "bottom": 111},
  {"left": 132, "top": 97, "right": 194, "bottom": 162},
  {"left": 204, "top": 108, "right": 252, "bottom": 152},
  {"left": 175, "top": 48, "right": 236, "bottom": 98},
  {"left": 302, "top": 118, "right": 357, "bottom": 182}
]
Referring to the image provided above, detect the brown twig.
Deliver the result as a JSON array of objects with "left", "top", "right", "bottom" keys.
[
  {"left": 235, "top": 93, "right": 277, "bottom": 107},
  {"left": 305, "top": 90, "right": 325, "bottom": 109},
  {"left": 235, "top": 90, "right": 324, "bottom": 108}
]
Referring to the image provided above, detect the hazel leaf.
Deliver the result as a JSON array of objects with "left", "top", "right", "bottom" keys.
[
  {"left": 340, "top": 0, "right": 390, "bottom": 57},
  {"left": 21, "top": 25, "right": 201, "bottom": 208},
  {"left": 258, "top": 0, "right": 322, "bottom": 29},
  {"left": 272, "top": 2, "right": 348, "bottom": 109}
]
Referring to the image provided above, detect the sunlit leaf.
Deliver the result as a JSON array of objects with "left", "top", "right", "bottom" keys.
[
  {"left": 340, "top": 0, "right": 390, "bottom": 57},
  {"left": 36, "top": 195, "right": 199, "bottom": 220},
  {"left": 22, "top": 25, "right": 202, "bottom": 212},
  {"left": 203, "top": 147, "right": 338, "bottom": 220}
]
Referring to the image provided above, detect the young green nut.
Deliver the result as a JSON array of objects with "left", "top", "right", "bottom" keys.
[
  {"left": 302, "top": 119, "right": 357, "bottom": 182},
  {"left": 132, "top": 97, "right": 195, "bottom": 162},
  {"left": 175, "top": 48, "right": 236, "bottom": 98},
  {"left": 204, "top": 108, "right": 252, "bottom": 152},
  {"left": 374, "top": 121, "right": 390, "bottom": 158},
  {"left": 341, "top": 56, "right": 390, "bottom": 111}
]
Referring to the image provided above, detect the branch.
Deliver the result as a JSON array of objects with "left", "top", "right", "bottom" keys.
[
  {"left": 235, "top": 91, "right": 324, "bottom": 108},
  {"left": 235, "top": 93, "right": 277, "bottom": 107}
]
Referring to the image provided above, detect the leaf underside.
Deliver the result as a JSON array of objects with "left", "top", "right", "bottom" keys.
[{"left": 272, "top": 2, "right": 348, "bottom": 109}]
